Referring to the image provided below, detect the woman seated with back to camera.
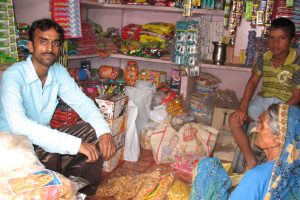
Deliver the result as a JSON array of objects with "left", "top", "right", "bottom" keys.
[{"left": 190, "top": 103, "right": 300, "bottom": 200}]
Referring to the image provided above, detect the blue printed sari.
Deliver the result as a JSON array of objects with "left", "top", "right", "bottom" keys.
[{"left": 190, "top": 104, "right": 300, "bottom": 200}]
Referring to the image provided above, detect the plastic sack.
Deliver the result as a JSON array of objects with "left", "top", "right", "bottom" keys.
[
  {"left": 125, "top": 80, "right": 156, "bottom": 135},
  {"left": 149, "top": 104, "right": 168, "bottom": 123},
  {"left": 124, "top": 100, "right": 140, "bottom": 162},
  {"left": 0, "top": 132, "right": 76, "bottom": 200}
]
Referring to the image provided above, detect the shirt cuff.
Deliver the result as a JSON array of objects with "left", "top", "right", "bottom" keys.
[
  {"left": 65, "top": 135, "right": 82, "bottom": 155},
  {"left": 95, "top": 126, "right": 112, "bottom": 138}
]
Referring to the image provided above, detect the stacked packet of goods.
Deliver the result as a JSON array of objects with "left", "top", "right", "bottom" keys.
[
  {"left": 0, "top": 0, "right": 18, "bottom": 64},
  {"left": 73, "top": 22, "right": 98, "bottom": 55},
  {"left": 189, "top": 72, "right": 220, "bottom": 125},
  {"left": 50, "top": 0, "right": 82, "bottom": 39}
]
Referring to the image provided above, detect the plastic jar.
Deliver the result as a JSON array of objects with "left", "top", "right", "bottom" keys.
[{"left": 125, "top": 61, "right": 139, "bottom": 86}]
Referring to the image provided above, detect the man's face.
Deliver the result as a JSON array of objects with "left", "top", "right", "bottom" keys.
[
  {"left": 267, "top": 28, "right": 294, "bottom": 58},
  {"left": 27, "top": 27, "right": 61, "bottom": 68}
]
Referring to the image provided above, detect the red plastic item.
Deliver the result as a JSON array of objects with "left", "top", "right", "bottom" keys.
[{"left": 161, "top": 91, "right": 176, "bottom": 104}]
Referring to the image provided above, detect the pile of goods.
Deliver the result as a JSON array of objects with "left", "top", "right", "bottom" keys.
[
  {"left": 0, "top": 132, "right": 76, "bottom": 199},
  {"left": 96, "top": 170, "right": 191, "bottom": 200}
]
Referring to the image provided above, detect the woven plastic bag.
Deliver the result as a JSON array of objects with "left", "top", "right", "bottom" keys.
[
  {"left": 0, "top": 132, "right": 76, "bottom": 200},
  {"left": 150, "top": 122, "right": 219, "bottom": 164}
]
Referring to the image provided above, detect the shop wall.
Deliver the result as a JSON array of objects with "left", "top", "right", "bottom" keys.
[{"left": 14, "top": 0, "right": 50, "bottom": 23}]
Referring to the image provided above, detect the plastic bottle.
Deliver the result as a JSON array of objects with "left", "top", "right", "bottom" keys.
[{"left": 125, "top": 61, "right": 139, "bottom": 86}]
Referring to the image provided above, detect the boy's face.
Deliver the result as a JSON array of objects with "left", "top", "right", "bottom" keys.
[{"left": 267, "top": 28, "right": 295, "bottom": 58}]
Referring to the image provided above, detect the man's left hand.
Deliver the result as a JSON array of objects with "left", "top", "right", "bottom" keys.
[{"left": 98, "top": 133, "right": 116, "bottom": 160}]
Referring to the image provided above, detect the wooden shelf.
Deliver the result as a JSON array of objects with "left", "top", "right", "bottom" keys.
[
  {"left": 0, "top": 63, "right": 10, "bottom": 71},
  {"left": 80, "top": 0, "right": 224, "bottom": 15},
  {"left": 68, "top": 54, "right": 252, "bottom": 72},
  {"left": 80, "top": 0, "right": 104, "bottom": 8},
  {"left": 68, "top": 53, "right": 174, "bottom": 64},
  {"left": 201, "top": 61, "right": 252, "bottom": 72},
  {"left": 68, "top": 54, "right": 100, "bottom": 59},
  {"left": 110, "top": 53, "right": 174, "bottom": 64}
]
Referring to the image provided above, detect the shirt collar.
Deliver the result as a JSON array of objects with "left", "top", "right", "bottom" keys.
[
  {"left": 263, "top": 48, "right": 297, "bottom": 66},
  {"left": 25, "top": 55, "right": 55, "bottom": 86}
]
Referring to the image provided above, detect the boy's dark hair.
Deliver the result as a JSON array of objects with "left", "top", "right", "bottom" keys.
[
  {"left": 270, "top": 17, "right": 295, "bottom": 39},
  {"left": 29, "top": 18, "right": 64, "bottom": 44}
]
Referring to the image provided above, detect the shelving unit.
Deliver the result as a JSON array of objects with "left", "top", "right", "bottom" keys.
[
  {"left": 201, "top": 62, "right": 252, "bottom": 72},
  {"left": 69, "top": 54, "right": 252, "bottom": 72},
  {"left": 80, "top": 0, "right": 224, "bottom": 15},
  {"left": 69, "top": 53, "right": 173, "bottom": 64},
  {"left": 75, "top": 0, "right": 252, "bottom": 99}
]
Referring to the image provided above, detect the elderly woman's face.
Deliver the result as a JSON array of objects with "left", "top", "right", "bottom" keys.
[{"left": 255, "top": 112, "right": 278, "bottom": 149}]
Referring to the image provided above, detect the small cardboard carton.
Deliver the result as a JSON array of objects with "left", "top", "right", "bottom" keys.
[
  {"left": 102, "top": 147, "right": 124, "bottom": 172},
  {"left": 113, "top": 131, "right": 125, "bottom": 151},
  {"left": 211, "top": 106, "right": 237, "bottom": 162},
  {"left": 106, "top": 114, "right": 127, "bottom": 136},
  {"left": 95, "top": 94, "right": 128, "bottom": 119},
  {"left": 138, "top": 69, "right": 167, "bottom": 87}
]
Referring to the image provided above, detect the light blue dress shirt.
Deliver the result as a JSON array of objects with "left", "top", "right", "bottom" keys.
[{"left": 0, "top": 56, "right": 111, "bottom": 155}]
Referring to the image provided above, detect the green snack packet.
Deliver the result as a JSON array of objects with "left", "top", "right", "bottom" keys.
[
  {"left": 286, "top": 0, "right": 293, "bottom": 7},
  {"left": 245, "top": 1, "right": 253, "bottom": 21}
]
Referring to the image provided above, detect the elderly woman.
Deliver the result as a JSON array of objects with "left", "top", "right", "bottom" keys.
[{"left": 190, "top": 103, "right": 300, "bottom": 200}]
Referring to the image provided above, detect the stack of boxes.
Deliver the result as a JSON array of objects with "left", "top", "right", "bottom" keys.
[
  {"left": 211, "top": 106, "right": 237, "bottom": 163},
  {"left": 0, "top": 0, "right": 18, "bottom": 64},
  {"left": 197, "top": 16, "right": 224, "bottom": 61},
  {"left": 95, "top": 94, "right": 128, "bottom": 172}
]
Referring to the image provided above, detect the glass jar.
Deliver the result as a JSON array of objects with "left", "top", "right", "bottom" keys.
[{"left": 125, "top": 61, "right": 139, "bottom": 86}]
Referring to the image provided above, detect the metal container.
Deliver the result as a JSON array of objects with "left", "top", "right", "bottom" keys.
[{"left": 212, "top": 42, "right": 227, "bottom": 65}]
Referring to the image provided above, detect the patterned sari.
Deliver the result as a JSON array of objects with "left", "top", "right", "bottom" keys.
[
  {"left": 264, "top": 104, "right": 300, "bottom": 199},
  {"left": 190, "top": 104, "right": 300, "bottom": 200}
]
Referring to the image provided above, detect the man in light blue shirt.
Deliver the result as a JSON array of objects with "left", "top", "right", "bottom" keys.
[{"left": 0, "top": 19, "right": 116, "bottom": 195}]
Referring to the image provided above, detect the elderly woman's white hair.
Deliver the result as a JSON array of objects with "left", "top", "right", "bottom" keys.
[{"left": 265, "top": 103, "right": 280, "bottom": 135}]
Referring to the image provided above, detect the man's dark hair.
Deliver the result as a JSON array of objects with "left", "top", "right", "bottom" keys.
[
  {"left": 29, "top": 18, "right": 64, "bottom": 44},
  {"left": 270, "top": 17, "right": 296, "bottom": 39}
]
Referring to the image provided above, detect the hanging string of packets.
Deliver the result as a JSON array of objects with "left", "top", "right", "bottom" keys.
[
  {"left": 173, "top": 20, "right": 200, "bottom": 76},
  {"left": 227, "top": 0, "right": 244, "bottom": 45},
  {"left": 245, "top": 0, "right": 274, "bottom": 31},
  {"left": 58, "top": 40, "right": 68, "bottom": 67}
]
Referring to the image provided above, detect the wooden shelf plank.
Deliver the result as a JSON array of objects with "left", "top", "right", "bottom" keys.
[
  {"left": 0, "top": 63, "right": 11, "bottom": 71},
  {"left": 110, "top": 53, "right": 174, "bottom": 64},
  {"left": 80, "top": 0, "right": 224, "bottom": 15},
  {"left": 68, "top": 54, "right": 100, "bottom": 59},
  {"left": 68, "top": 53, "right": 174, "bottom": 64},
  {"left": 201, "top": 61, "right": 252, "bottom": 72},
  {"left": 80, "top": 0, "right": 104, "bottom": 8},
  {"left": 68, "top": 54, "right": 252, "bottom": 72}
]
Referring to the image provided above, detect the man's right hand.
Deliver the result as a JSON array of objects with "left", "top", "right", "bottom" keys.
[{"left": 78, "top": 142, "right": 99, "bottom": 162}]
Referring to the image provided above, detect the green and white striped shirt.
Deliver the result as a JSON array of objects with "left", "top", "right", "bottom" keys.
[{"left": 252, "top": 48, "right": 300, "bottom": 102}]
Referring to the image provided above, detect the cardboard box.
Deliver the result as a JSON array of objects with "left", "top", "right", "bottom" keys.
[
  {"left": 95, "top": 94, "right": 128, "bottom": 119},
  {"left": 102, "top": 147, "right": 124, "bottom": 172},
  {"left": 211, "top": 107, "right": 237, "bottom": 162},
  {"left": 113, "top": 131, "right": 125, "bottom": 151},
  {"left": 107, "top": 114, "right": 127, "bottom": 136},
  {"left": 138, "top": 69, "right": 167, "bottom": 87}
]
